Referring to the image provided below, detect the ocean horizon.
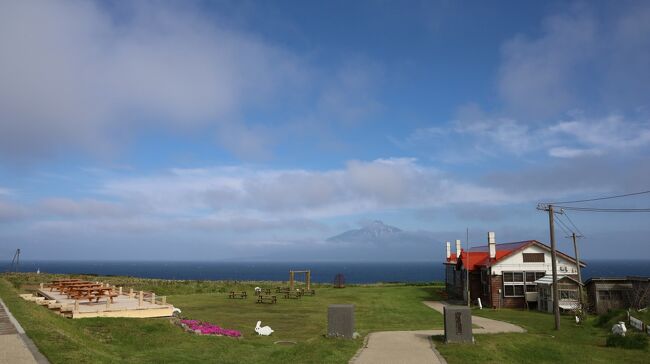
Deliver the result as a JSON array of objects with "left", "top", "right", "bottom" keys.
[{"left": 5, "top": 259, "right": 650, "bottom": 284}]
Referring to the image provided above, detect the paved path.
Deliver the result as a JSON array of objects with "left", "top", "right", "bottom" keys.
[
  {"left": 351, "top": 301, "right": 525, "bottom": 364},
  {"left": 0, "top": 299, "right": 48, "bottom": 364}
]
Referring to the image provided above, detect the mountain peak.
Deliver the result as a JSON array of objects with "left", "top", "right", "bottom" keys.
[{"left": 327, "top": 220, "right": 402, "bottom": 242}]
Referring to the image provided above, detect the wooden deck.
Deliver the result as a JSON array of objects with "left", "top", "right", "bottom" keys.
[{"left": 30, "top": 288, "right": 175, "bottom": 319}]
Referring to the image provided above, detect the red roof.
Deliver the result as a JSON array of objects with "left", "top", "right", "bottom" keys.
[{"left": 445, "top": 240, "right": 579, "bottom": 271}]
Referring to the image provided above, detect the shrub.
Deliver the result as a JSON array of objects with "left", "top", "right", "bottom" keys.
[
  {"left": 595, "top": 309, "right": 626, "bottom": 328},
  {"left": 606, "top": 333, "right": 649, "bottom": 350}
]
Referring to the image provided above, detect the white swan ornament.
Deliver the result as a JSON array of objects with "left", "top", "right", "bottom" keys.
[{"left": 255, "top": 321, "right": 274, "bottom": 336}]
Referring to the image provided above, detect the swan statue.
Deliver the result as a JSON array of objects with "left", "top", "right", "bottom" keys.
[
  {"left": 612, "top": 322, "right": 627, "bottom": 336},
  {"left": 255, "top": 320, "right": 274, "bottom": 336}
]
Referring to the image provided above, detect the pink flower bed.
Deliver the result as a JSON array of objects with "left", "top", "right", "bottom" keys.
[{"left": 180, "top": 319, "right": 241, "bottom": 338}]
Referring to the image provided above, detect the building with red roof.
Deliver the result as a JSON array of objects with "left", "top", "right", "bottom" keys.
[{"left": 444, "top": 232, "right": 586, "bottom": 309}]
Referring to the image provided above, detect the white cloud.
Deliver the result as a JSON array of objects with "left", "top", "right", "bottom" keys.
[
  {"left": 0, "top": 1, "right": 305, "bottom": 160},
  {"left": 99, "top": 158, "right": 517, "bottom": 222}
]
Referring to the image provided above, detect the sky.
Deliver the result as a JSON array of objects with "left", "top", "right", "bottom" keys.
[{"left": 1, "top": 0, "right": 650, "bottom": 262}]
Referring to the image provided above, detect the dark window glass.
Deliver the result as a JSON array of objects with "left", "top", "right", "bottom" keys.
[
  {"left": 526, "top": 285, "right": 537, "bottom": 292},
  {"left": 526, "top": 272, "right": 536, "bottom": 282},
  {"left": 503, "top": 272, "right": 513, "bottom": 282},
  {"left": 504, "top": 285, "right": 514, "bottom": 296},
  {"left": 513, "top": 272, "right": 524, "bottom": 282},
  {"left": 514, "top": 285, "right": 524, "bottom": 296}
]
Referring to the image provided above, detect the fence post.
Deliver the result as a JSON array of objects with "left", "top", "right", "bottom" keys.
[
  {"left": 151, "top": 293, "right": 156, "bottom": 304},
  {"left": 138, "top": 291, "right": 143, "bottom": 307},
  {"left": 39, "top": 283, "right": 44, "bottom": 290},
  {"left": 129, "top": 288, "right": 134, "bottom": 299},
  {"left": 119, "top": 287, "right": 123, "bottom": 295},
  {"left": 162, "top": 296, "right": 166, "bottom": 305},
  {"left": 74, "top": 300, "right": 79, "bottom": 312}
]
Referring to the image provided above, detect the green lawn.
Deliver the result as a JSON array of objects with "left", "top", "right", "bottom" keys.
[
  {"left": 0, "top": 273, "right": 443, "bottom": 364},
  {"left": 435, "top": 308, "right": 650, "bottom": 364}
]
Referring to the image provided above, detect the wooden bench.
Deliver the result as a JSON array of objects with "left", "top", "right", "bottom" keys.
[
  {"left": 256, "top": 295, "right": 277, "bottom": 304},
  {"left": 228, "top": 291, "right": 247, "bottom": 299},
  {"left": 283, "top": 292, "right": 301, "bottom": 299},
  {"left": 299, "top": 289, "right": 316, "bottom": 296},
  {"left": 275, "top": 287, "right": 290, "bottom": 293}
]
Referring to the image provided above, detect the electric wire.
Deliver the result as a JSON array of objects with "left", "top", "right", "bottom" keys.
[{"left": 546, "top": 190, "right": 650, "bottom": 204}]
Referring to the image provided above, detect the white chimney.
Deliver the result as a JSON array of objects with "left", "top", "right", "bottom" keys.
[
  {"left": 488, "top": 231, "right": 496, "bottom": 259},
  {"left": 455, "top": 239, "right": 461, "bottom": 259},
  {"left": 446, "top": 241, "right": 451, "bottom": 259}
]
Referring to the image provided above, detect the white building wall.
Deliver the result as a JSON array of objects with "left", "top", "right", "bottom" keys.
[{"left": 490, "top": 244, "right": 579, "bottom": 275}]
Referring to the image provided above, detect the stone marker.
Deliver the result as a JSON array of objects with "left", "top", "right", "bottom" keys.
[
  {"left": 443, "top": 305, "right": 473, "bottom": 344},
  {"left": 328, "top": 304, "right": 354, "bottom": 339}
]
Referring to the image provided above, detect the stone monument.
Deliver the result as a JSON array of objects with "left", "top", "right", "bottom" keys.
[
  {"left": 443, "top": 305, "right": 473, "bottom": 344},
  {"left": 328, "top": 304, "right": 354, "bottom": 339}
]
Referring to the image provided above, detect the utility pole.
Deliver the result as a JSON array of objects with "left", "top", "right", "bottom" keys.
[
  {"left": 548, "top": 205, "right": 560, "bottom": 330},
  {"left": 466, "top": 228, "right": 470, "bottom": 307},
  {"left": 537, "top": 203, "right": 561, "bottom": 330},
  {"left": 570, "top": 232, "right": 584, "bottom": 306}
]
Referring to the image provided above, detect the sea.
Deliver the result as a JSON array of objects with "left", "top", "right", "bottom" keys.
[{"left": 5, "top": 260, "right": 650, "bottom": 284}]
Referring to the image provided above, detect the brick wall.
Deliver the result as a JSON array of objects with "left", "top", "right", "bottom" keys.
[{"left": 489, "top": 275, "right": 502, "bottom": 308}]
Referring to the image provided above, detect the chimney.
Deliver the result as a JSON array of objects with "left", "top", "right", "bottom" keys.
[
  {"left": 455, "top": 239, "right": 461, "bottom": 260},
  {"left": 488, "top": 231, "right": 496, "bottom": 259},
  {"left": 446, "top": 241, "right": 451, "bottom": 259}
]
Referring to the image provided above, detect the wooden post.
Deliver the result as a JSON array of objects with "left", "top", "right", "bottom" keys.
[
  {"left": 39, "top": 283, "right": 44, "bottom": 289},
  {"left": 306, "top": 271, "right": 311, "bottom": 291},
  {"left": 105, "top": 298, "right": 110, "bottom": 309},
  {"left": 572, "top": 232, "right": 584, "bottom": 306},
  {"left": 138, "top": 291, "right": 143, "bottom": 307},
  {"left": 162, "top": 296, "right": 166, "bottom": 305},
  {"left": 129, "top": 288, "right": 134, "bottom": 299},
  {"left": 119, "top": 287, "right": 123, "bottom": 295},
  {"left": 74, "top": 300, "right": 79, "bottom": 312},
  {"left": 151, "top": 293, "right": 156, "bottom": 304},
  {"left": 289, "top": 271, "right": 295, "bottom": 291}
]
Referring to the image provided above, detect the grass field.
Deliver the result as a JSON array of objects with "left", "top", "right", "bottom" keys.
[
  {"left": 0, "top": 273, "right": 444, "bottom": 364},
  {"left": 435, "top": 307, "right": 650, "bottom": 364},
  {"left": 2, "top": 273, "right": 649, "bottom": 363}
]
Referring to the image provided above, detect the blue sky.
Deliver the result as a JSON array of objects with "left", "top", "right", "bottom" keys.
[{"left": 1, "top": 0, "right": 649, "bottom": 261}]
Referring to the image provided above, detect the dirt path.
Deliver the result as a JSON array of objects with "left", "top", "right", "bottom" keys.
[{"left": 351, "top": 301, "right": 525, "bottom": 364}]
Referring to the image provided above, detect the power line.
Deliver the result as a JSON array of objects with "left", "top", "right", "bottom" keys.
[
  {"left": 546, "top": 189, "right": 650, "bottom": 205},
  {"left": 554, "top": 206, "right": 650, "bottom": 212},
  {"left": 554, "top": 214, "right": 573, "bottom": 236},
  {"left": 562, "top": 211, "right": 584, "bottom": 237}
]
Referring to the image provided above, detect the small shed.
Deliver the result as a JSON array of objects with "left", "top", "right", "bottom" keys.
[{"left": 535, "top": 275, "right": 582, "bottom": 313}]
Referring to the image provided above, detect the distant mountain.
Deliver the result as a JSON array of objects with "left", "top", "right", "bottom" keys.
[{"left": 327, "top": 220, "right": 403, "bottom": 243}]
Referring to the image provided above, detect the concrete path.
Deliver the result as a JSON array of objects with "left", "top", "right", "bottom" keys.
[
  {"left": 351, "top": 301, "right": 525, "bottom": 364},
  {"left": 0, "top": 299, "right": 49, "bottom": 364}
]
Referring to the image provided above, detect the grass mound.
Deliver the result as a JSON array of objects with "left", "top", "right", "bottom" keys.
[{"left": 606, "top": 333, "right": 649, "bottom": 350}]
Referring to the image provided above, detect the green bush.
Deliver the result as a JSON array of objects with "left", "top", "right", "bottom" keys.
[
  {"left": 595, "top": 309, "right": 626, "bottom": 328},
  {"left": 606, "top": 333, "right": 649, "bottom": 350}
]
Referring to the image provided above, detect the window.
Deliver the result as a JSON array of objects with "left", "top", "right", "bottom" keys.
[
  {"left": 503, "top": 271, "right": 545, "bottom": 297},
  {"left": 523, "top": 253, "right": 545, "bottom": 262},
  {"left": 560, "top": 290, "right": 578, "bottom": 300}
]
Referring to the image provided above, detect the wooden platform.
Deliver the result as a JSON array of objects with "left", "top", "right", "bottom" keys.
[{"left": 32, "top": 289, "right": 175, "bottom": 319}]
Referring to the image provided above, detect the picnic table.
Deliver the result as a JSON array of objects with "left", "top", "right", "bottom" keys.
[
  {"left": 68, "top": 287, "right": 118, "bottom": 303},
  {"left": 275, "top": 287, "right": 290, "bottom": 293},
  {"left": 299, "top": 289, "right": 316, "bottom": 296},
  {"left": 283, "top": 292, "right": 301, "bottom": 299},
  {"left": 228, "top": 291, "right": 247, "bottom": 299},
  {"left": 256, "top": 295, "right": 277, "bottom": 304}
]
